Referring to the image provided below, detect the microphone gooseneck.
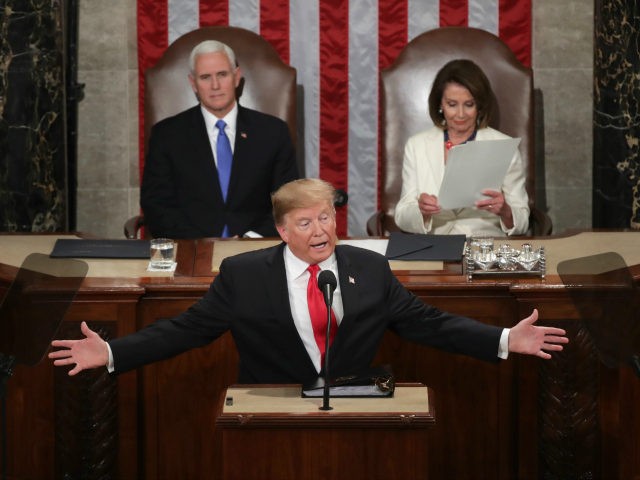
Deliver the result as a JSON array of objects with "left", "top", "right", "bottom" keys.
[{"left": 317, "top": 269, "right": 337, "bottom": 411}]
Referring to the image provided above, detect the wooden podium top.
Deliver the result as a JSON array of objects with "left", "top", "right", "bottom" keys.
[{"left": 216, "top": 383, "right": 435, "bottom": 428}]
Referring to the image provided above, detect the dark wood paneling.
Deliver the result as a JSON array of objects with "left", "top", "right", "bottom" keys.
[
  {"left": 137, "top": 295, "right": 239, "bottom": 479},
  {"left": 0, "top": 273, "right": 142, "bottom": 479}
]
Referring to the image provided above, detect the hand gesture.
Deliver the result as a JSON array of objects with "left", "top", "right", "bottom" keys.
[
  {"left": 48, "top": 321, "right": 109, "bottom": 375},
  {"left": 508, "top": 309, "right": 569, "bottom": 359}
]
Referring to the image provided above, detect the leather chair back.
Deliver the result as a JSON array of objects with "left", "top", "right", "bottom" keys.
[
  {"left": 125, "top": 26, "right": 298, "bottom": 239},
  {"left": 373, "top": 26, "right": 543, "bottom": 234},
  {"left": 144, "top": 26, "right": 297, "bottom": 153}
]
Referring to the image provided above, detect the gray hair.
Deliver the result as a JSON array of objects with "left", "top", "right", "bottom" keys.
[{"left": 188, "top": 40, "right": 237, "bottom": 73}]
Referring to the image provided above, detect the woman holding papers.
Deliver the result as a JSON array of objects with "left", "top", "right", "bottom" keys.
[{"left": 394, "top": 59, "right": 529, "bottom": 236}]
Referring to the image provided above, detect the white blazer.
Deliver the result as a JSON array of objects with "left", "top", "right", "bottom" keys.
[{"left": 394, "top": 126, "right": 530, "bottom": 236}]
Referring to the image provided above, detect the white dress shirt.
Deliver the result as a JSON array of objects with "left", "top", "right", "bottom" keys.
[
  {"left": 283, "top": 245, "right": 344, "bottom": 373},
  {"left": 201, "top": 103, "right": 238, "bottom": 165}
]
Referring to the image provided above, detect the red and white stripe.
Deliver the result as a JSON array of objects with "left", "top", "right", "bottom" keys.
[{"left": 137, "top": 0, "right": 531, "bottom": 236}]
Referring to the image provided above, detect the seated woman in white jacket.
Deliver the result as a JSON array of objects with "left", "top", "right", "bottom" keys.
[{"left": 394, "top": 59, "right": 529, "bottom": 237}]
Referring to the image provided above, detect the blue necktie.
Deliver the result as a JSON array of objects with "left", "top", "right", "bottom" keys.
[
  {"left": 215, "top": 120, "right": 233, "bottom": 237},
  {"left": 215, "top": 119, "right": 233, "bottom": 200}
]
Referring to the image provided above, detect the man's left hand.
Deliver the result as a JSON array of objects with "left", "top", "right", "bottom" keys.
[{"left": 509, "top": 309, "right": 569, "bottom": 359}]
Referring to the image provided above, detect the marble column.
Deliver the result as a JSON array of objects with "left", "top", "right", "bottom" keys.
[
  {"left": 593, "top": 1, "right": 640, "bottom": 229},
  {"left": 0, "top": 0, "right": 67, "bottom": 231}
]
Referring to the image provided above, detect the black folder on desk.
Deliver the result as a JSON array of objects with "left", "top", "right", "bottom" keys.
[
  {"left": 50, "top": 239, "right": 151, "bottom": 259},
  {"left": 385, "top": 232, "right": 466, "bottom": 261},
  {"left": 302, "top": 365, "right": 395, "bottom": 398}
]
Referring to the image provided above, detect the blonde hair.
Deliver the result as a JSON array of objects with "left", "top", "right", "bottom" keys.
[{"left": 272, "top": 178, "right": 336, "bottom": 225}]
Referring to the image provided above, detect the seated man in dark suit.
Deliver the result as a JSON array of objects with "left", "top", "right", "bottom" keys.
[
  {"left": 141, "top": 39, "right": 299, "bottom": 238},
  {"left": 50, "top": 178, "right": 568, "bottom": 385}
]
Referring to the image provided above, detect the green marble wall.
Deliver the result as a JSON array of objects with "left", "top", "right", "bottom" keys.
[{"left": 0, "top": 0, "right": 67, "bottom": 231}]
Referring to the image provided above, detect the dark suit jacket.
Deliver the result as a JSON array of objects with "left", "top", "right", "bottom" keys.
[
  {"left": 110, "top": 244, "right": 502, "bottom": 384},
  {"left": 141, "top": 105, "right": 298, "bottom": 238}
]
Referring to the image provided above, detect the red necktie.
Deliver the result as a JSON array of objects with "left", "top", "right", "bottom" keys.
[{"left": 307, "top": 264, "right": 338, "bottom": 365}]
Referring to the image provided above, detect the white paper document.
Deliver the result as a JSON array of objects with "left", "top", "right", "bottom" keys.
[{"left": 437, "top": 138, "right": 521, "bottom": 209}]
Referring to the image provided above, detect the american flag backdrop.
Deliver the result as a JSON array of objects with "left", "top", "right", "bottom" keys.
[{"left": 137, "top": 0, "right": 532, "bottom": 236}]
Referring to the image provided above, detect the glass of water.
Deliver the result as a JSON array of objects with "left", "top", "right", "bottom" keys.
[{"left": 149, "top": 238, "right": 175, "bottom": 269}]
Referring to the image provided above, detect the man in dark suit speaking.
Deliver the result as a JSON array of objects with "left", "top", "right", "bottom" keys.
[
  {"left": 50, "top": 178, "right": 568, "bottom": 384},
  {"left": 141, "top": 39, "right": 299, "bottom": 239}
]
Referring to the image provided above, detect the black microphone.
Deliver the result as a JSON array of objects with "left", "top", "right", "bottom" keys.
[
  {"left": 318, "top": 270, "right": 337, "bottom": 307},
  {"left": 317, "top": 270, "right": 337, "bottom": 411},
  {"left": 333, "top": 189, "right": 348, "bottom": 208}
]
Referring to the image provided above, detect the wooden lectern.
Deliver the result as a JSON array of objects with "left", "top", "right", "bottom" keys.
[{"left": 214, "top": 383, "right": 435, "bottom": 480}]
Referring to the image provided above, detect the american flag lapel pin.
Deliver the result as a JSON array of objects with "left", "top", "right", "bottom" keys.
[
  {"left": 240, "top": 132, "right": 247, "bottom": 138},
  {"left": 348, "top": 276, "right": 355, "bottom": 284}
]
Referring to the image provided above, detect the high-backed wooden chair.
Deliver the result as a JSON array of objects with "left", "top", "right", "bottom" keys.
[
  {"left": 124, "top": 26, "right": 297, "bottom": 239},
  {"left": 366, "top": 27, "right": 552, "bottom": 236}
]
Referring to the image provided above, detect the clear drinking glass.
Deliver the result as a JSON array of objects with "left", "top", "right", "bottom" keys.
[{"left": 149, "top": 238, "right": 175, "bottom": 269}]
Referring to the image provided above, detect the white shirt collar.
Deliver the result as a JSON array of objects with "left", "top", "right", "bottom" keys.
[
  {"left": 283, "top": 245, "right": 337, "bottom": 281},
  {"left": 201, "top": 103, "right": 239, "bottom": 137}
]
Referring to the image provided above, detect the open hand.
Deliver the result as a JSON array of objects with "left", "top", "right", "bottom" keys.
[
  {"left": 48, "top": 321, "right": 109, "bottom": 375},
  {"left": 508, "top": 309, "right": 569, "bottom": 359}
]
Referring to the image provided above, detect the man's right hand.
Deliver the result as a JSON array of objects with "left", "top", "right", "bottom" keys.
[{"left": 49, "top": 321, "right": 109, "bottom": 376}]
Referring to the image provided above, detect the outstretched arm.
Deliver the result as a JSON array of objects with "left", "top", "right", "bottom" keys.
[
  {"left": 48, "top": 321, "right": 109, "bottom": 375},
  {"left": 508, "top": 309, "right": 569, "bottom": 359}
]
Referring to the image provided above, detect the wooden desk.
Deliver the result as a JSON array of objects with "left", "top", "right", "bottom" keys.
[
  {"left": 215, "top": 384, "right": 434, "bottom": 480},
  {"left": 1, "top": 232, "right": 639, "bottom": 479}
]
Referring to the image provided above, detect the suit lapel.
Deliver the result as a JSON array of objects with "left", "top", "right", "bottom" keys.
[
  {"left": 265, "top": 244, "right": 318, "bottom": 371},
  {"left": 334, "top": 246, "right": 361, "bottom": 336},
  {"left": 265, "top": 243, "right": 292, "bottom": 319},
  {"left": 424, "top": 127, "right": 446, "bottom": 187},
  {"left": 227, "top": 106, "right": 252, "bottom": 203},
  {"left": 189, "top": 107, "right": 224, "bottom": 203}
]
